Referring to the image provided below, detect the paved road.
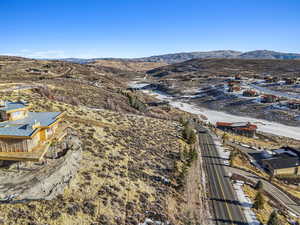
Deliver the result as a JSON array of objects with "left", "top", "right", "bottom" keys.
[
  {"left": 228, "top": 167, "right": 300, "bottom": 216},
  {"left": 249, "top": 83, "right": 300, "bottom": 100},
  {"left": 199, "top": 131, "right": 248, "bottom": 225}
]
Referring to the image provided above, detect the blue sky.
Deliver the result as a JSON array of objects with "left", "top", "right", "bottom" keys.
[{"left": 1, "top": 0, "right": 300, "bottom": 58}]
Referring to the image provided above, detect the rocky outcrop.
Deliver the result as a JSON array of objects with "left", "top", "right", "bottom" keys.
[{"left": 0, "top": 132, "right": 82, "bottom": 203}]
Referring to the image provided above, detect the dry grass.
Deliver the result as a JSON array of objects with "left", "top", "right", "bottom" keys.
[
  {"left": 231, "top": 153, "right": 269, "bottom": 179},
  {"left": 243, "top": 185, "right": 290, "bottom": 225},
  {"left": 89, "top": 60, "right": 167, "bottom": 72},
  {"left": 216, "top": 129, "right": 280, "bottom": 150},
  {"left": 0, "top": 90, "right": 198, "bottom": 225}
]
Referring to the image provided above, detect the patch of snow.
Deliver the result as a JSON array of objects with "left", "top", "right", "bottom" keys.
[
  {"left": 233, "top": 182, "right": 260, "bottom": 225},
  {"left": 131, "top": 82, "right": 300, "bottom": 140},
  {"left": 250, "top": 83, "right": 300, "bottom": 100},
  {"left": 268, "top": 104, "right": 289, "bottom": 110},
  {"left": 128, "top": 82, "right": 150, "bottom": 89},
  {"left": 274, "top": 148, "right": 298, "bottom": 157},
  {"left": 149, "top": 91, "right": 300, "bottom": 140},
  {"left": 211, "top": 135, "right": 230, "bottom": 160},
  {"left": 138, "top": 218, "right": 169, "bottom": 225}
]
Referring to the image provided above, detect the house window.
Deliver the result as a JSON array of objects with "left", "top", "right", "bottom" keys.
[
  {"left": 47, "top": 128, "right": 53, "bottom": 137},
  {"left": 10, "top": 111, "right": 25, "bottom": 119}
]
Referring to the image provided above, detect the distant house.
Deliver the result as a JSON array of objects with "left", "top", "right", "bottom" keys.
[
  {"left": 264, "top": 76, "right": 279, "bottom": 83},
  {"left": 216, "top": 122, "right": 257, "bottom": 137},
  {"left": 261, "top": 146, "right": 300, "bottom": 176},
  {"left": 261, "top": 94, "right": 278, "bottom": 103},
  {"left": 287, "top": 100, "right": 300, "bottom": 110},
  {"left": 228, "top": 86, "right": 241, "bottom": 92},
  {"left": 0, "top": 100, "right": 65, "bottom": 161},
  {"left": 284, "top": 78, "right": 297, "bottom": 85},
  {"left": 235, "top": 74, "right": 242, "bottom": 80},
  {"left": 243, "top": 90, "right": 258, "bottom": 97}
]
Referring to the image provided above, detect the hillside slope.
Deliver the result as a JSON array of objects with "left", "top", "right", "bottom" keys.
[
  {"left": 239, "top": 50, "right": 300, "bottom": 60},
  {"left": 147, "top": 58, "right": 300, "bottom": 79},
  {"left": 133, "top": 50, "right": 242, "bottom": 63},
  {"left": 55, "top": 49, "right": 300, "bottom": 64},
  {"left": 88, "top": 59, "right": 166, "bottom": 72},
  {"left": 0, "top": 56, "right": 207, "bottom": 225},
  {"left": 144, "top": 58, "right": 300, "bottom": 126}
]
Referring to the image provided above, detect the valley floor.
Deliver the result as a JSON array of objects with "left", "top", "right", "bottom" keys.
[{"left": 130, "top": 82, "right": 300, "bottom": 140}]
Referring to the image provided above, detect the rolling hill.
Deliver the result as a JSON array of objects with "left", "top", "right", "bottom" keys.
[{"left": 54, "top": 50, "right": 300, "bottom": 65}]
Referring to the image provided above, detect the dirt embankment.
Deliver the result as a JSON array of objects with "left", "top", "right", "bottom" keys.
[{"left": 0, "top": 132, "right": 82, "bottom": 202}]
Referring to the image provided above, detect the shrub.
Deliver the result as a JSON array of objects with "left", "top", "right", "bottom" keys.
[
  {"left": 229, "top": 150, "right": 238, "bottom": 166},
  {"left": 255, "top": 180, "right": 263, "bottom": 191},
  {"left": 267, "top": 211, "right": 282, "bottom": 225},
  {"left": 127, "top": 94, "right": 147, "bottom": 112},
  {"left": 253, "top": 191, "right": 265, "bottom": 210},
  {"left": 182, "top": 124, "right": 196, "bottom": 144}
]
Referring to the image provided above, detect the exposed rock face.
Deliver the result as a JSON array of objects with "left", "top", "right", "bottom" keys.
[{"left": 0, "top": 132, "right": 82, "bottom": 202}]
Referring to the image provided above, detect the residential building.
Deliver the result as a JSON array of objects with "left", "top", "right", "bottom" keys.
[
  {"left": 0, "top": 100, "right": 65, "bottom": 161},
  {"left": 228, "top": 86, "right": 241, "bottom": 92},
  {"left": 261, "top": 147, "right": 300, "bottom": 176},
  {"left": 284, "top": 78, "right": 297, "bottom": 85},
  {"left": 287, "top": 100, "right": 300, "bottom": 110},
  {"left": 243, "top": 90, "right": 258, "bottom": 97},
  {"left": 261, "top": 94, "right": 278, "bottom": 103},
  {"left": 216, "top": 122, "right": 257, "bottom": 137}
]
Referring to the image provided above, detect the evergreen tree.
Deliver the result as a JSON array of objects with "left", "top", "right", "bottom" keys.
[
  {"left": 253, "top": 191, "right": 265, "bottom": 210},
  {"left": 267, "top": 210, "right": 281, "bottom": 225},
  {"left": 182, "top": 124, "right": 196, "bottom": 144},
  {"left": 187, "top": 130, "right": 197, "bottom": 144},
  {"left": 255, "top": 180, "right": 263, "bottom": 191},
  {"left": 229, "top": 150, "right": 237, "bottom": 166},
  {"left": 222, "top": 133, "right": 228, "bottom": 143}
]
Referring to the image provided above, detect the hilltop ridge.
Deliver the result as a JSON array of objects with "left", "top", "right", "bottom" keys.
[{"left": 39, "top": 49, "right": 300, "bottom": 64}]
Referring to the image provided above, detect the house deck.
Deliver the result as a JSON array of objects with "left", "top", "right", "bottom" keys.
[
  {"left": 0, "top": 142, "right": 51, "bottom": 161},
  {"left": 0, "top": 125, "right": 67, "bottom": 162}
]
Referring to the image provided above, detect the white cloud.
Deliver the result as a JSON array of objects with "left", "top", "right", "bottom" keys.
[{"left": 1, "top": 50, "right": 68, "bottom": 59}]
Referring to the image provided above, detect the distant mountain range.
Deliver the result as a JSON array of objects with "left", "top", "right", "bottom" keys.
[{"left": 55, "top": 50, "right": 300, "bottom": 64}]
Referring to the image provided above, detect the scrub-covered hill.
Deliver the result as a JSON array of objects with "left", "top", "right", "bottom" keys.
[{"left": 0, "top": 56, "right": 208, "bottom": 225}]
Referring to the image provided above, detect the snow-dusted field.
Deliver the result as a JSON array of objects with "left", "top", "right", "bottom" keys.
[
  {"left": 128, "top": 81, "right": 300, "bottom": 140},
  {"left": 250, "top": 83, "right": 300, "bottom": 100},
  {"left": 151, "top": 93, "right": 300, "bottom": 140},
  {"left": 168, "top": 100, "right": 300, "bottom": 140}
]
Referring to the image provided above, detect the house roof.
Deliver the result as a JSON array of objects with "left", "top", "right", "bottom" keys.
[
  {"left": 0, "top": 112, "right": 62, "bottom": 137},
  {"left": 262, "top": 157, "right": 300, "bottom": 170},
  {"left": 0, "top": 101, "right": 28, "bottom": 112},
  {"left": 262, "top": 94, "right": 277, "bottom": 98},
  {"left": 216, "top": 122, "right": 257, "bottom": 130},
  {"left": 216, "top": 122, "right": 232, "bottom": 127}
]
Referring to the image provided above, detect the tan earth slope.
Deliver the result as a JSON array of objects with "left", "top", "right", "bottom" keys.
[
  {"left": 89, "top": 59, "right": 167, "bottom": 72},
  {"left": 0, "top": 56, "right": 206, "bottom": 225}
]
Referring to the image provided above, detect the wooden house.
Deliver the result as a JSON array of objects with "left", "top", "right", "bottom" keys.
[
  {"left": 284, "top": 78, "right": 297, "bottom": 85},
  {"left": 235, "top": 74, "right": 242, "bottom": 80},
  {"left": 287, "top": 100, "right": 300, "bottom": 110},
  {"left": 216, "top": 122, "right": 257, "bottom": 137},
  {"left": 243, "top": 90, "right": 258, "bottom": 97},
  {"left": 0, "top": 101, "right": 65, "bottom": 161},
  {"left": 228, "top": 86, "right": 241, "bottom": 92},
  {"left": 261, "top": 94, "right": 278, "bottom": 103},
  {"left": 264, "top": 76, "right": 279, "bottom": 83}
]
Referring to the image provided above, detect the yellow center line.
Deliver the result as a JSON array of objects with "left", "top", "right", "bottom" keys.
[{"left": 204, "top": 134, "right": 235, "bottom": 225}]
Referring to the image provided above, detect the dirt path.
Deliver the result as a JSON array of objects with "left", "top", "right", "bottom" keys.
[{"left": 184, "top": 137, "right": 212, "bottom": 224}]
